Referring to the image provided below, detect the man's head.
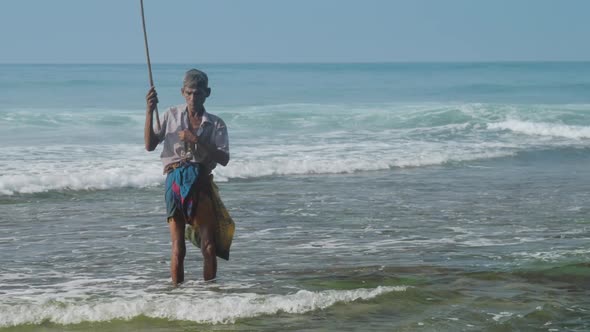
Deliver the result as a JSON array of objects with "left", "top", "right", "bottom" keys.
[{"left": 181, "top": 69, "right": 211, "bottom": 114}]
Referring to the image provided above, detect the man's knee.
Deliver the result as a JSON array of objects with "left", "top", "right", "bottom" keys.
[
  {"left": 172, "top": 241, "right": 186, "bottom": 259},
  {"left": 201, "top": 239, "right": 216, "bottom": 258}
]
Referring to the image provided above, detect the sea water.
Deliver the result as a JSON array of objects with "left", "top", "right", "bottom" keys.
[{"left": 1, "top": 63, "right": 589, "bottom": 331}]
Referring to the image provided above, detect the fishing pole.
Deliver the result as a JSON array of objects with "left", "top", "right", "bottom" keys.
[{"left": 140, "top": 0, "right": 161, "bottom": 131}]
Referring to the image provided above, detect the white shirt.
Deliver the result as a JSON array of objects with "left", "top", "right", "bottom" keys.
[{"left": 154, "top": 104, "right": 229, "bottom": 172}]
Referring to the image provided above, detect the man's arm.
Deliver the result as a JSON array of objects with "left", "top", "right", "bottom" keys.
[
  {"left": 144, "top": 87, "right": 160, "bottom": 151},
  {"left": 198, "top": 140, "right": 230, "bottom": 166}
]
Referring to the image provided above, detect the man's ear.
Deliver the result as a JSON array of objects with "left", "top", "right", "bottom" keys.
[
  {"left": 205, "top": 87, "right": 211, "bottom": 98},
  {"left": 180, "top": 87, "right": 185, "bottom": 96}
]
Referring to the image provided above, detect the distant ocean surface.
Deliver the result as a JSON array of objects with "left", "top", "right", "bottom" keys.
[{"left": 1, "top": 63, "right": 589, "bottom": 331}]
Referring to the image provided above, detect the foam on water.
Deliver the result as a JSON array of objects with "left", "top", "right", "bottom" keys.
[
  {"left": 2, "top": 102, "right": 590, "bottom": 195},
  {"left": 511, "top": 248, "right": 590, "bottom": 262},
  {"left": 0, "top": 145, "right": 163, "bottom": 195},
  {"left": 488, "top": 120, "right": 590, "bottom": 139},
  {"left": 0, "top": 166, "right": 162, "bottom": 195},
  {"left": 0, "top": 144, "right": 518, "bottom": 195},
  {"left": 0, "top": 286, "right": 407, "bottom": 326}
]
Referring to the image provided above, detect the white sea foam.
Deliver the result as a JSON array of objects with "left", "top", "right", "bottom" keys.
[
  {"left": 0, "top": 141, "right": 518, "bottom": 195},
  {"left": 0, "top": 144, "right": 164, "bottom": 195},
  {"left": 3, "top": 102, "right": 590, "bottom": 195},
  {"left": 511, "top": 248, "right": 590, "bottom": 262},
  {"left": 488, "top": 120, "right": 590, "bottom": 139},
  {"left": 0, "top": 286, "right": 407, "bottom": 326},
  {"left": 489, "top": 311, "right": 515, "bottom": 322},
  {"left": 0, "top": 168, "right": 163, "bottom": 195},
  {"left": 218, "top": 139, "right": 518, "bottom": 179}
]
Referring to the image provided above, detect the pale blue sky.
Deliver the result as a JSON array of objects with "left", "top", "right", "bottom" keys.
[{"left": 1, "top": 0, "right": 589, "bottom": 63}]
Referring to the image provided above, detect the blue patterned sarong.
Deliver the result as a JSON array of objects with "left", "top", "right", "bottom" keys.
[{"left": 165, "top": 163, "right": 200, "bottom": 221}]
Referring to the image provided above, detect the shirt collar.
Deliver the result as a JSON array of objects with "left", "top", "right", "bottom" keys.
[{"left": 183, "top": 104, "right": 211, "bottom": 124}]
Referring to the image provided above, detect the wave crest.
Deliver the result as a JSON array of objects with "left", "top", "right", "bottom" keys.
[
  {"left": 488, "top": 120, "right": 590, "bottom": 139},
  {"left": 0, "top": 165, "right": 163, "bottom": 195},
  {"left": 0, "top": 286, "right": 406, "bottom": 326}
]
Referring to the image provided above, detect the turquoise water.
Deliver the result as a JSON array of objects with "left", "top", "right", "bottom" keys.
[{"left": 1, "top": 63, "right": 590, "bottom": 331}]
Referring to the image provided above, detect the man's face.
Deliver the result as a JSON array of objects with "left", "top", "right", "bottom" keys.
[{"left": 182, "top": 85, "right": 209, "bottom": 113}]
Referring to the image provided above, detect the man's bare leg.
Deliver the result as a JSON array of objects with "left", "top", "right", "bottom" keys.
[
  {"left": 194, "top": 193, "right": 217, "bottom": 281},
  {"left": 168, "top": 214, "right": 186, "bottom": 286}
]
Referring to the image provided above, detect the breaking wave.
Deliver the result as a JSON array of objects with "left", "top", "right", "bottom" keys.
[{"left": 0, "top": 286, "right": 406, "bottom": 326}]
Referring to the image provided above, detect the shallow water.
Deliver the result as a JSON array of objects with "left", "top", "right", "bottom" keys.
[{"left": 1, "top": 63, "right": 590, "bottom": 331}]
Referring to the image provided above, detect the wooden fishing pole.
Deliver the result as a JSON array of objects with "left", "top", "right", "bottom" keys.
[{"left": 140, "top": 0, "right": 161, "bottom": 131}]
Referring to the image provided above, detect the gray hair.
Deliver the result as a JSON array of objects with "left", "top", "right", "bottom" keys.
[{"left": 183, "top": 69, "right": 208, "bottom": 88}]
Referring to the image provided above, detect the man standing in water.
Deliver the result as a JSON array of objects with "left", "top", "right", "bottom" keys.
[{"left": 144, "top": 69, "right": 230, "bottom": 285}]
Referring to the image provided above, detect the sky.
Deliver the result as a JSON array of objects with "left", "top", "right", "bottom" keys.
[{"left": 1, "top": 0, "right": 589, "bottom": 64}]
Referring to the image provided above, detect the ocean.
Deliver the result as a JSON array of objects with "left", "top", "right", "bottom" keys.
[{"left": 1, "top": 62, "right": 589, "bottom": 331}]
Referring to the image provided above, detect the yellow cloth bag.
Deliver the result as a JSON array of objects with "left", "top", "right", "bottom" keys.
[{"left": 185, "top": 176, "right": 235, "bottom": 260}]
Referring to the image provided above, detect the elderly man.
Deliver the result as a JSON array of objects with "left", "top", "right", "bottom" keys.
[{"left": 144, "top": 69, "right": 231, "bottom": 285}]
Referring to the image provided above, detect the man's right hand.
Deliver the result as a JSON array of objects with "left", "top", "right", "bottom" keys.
[{"left": 146, "top": 87, "right": 158, "bottom": 113}]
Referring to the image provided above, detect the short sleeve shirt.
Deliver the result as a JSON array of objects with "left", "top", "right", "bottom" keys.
[{"left": 154, "top": 104, "right": 229, "bottom": 172}]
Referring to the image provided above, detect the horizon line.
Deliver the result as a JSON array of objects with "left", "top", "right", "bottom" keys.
[{"left": 1, "top": 60, "right": 590, "bottom": 65}]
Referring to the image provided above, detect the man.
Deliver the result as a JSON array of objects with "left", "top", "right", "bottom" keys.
[{"left": 144, "top": 69, "right": 230, "bottom": 285}]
